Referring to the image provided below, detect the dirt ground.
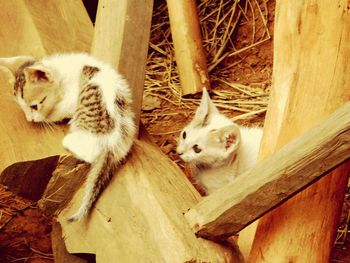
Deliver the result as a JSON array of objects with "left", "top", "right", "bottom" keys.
[{"left": 0, "top": 0, "right": 349, "bottom": 262}]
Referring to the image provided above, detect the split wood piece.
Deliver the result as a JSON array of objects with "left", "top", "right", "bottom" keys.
[
  {"left": 91, "top": 0, "right": 153, "bottom": 129},
  {"left": 242, "top": 1, "right": 350, "bottom": 262},
  {"left": 166, "top": 0, "right": 211, "bottom": 96},
  {"left": 38, "top": 156, "right": 88, "bottom": 216},
  {"left": 185, "top": 101, "right": 350, "bottom": 240},
  {"left": 55, "top": 131, "right": 240, "bottom": 262},
  {"left": 0, "top": 0, "right": 92, "bottom": 182},
  {"left": 0, "top": 0, "right": 92, "bottom": 57},
  {"left": 0, "top": 156, "right": 59, "bottom": 201},
  {"left": 51, "top": 220, "right": 88, "bottom": 263}
]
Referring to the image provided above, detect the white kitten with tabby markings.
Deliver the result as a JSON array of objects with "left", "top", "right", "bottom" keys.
[
  {"left": 0, "top": 53, "right": 136, "bottom": 221},
  {"left": 177, "top": 88, "right": 262, "bottom": 195}
]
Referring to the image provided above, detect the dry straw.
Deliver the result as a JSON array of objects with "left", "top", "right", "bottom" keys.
[{"left": 142, "top": 0, "right": 271, "bottom": 131}]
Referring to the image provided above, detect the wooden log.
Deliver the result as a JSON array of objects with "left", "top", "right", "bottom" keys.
[
  {"left": 185, "top": 101, "right": 350, "bottom": 240},
  {"left": 242, "top": 1, "right": 350, "bottom": 262},
  {"left": 0, "top": 0, "right": 92, "bottom": 186},
  {"left": 0, "top": 2, "right": 93, "bottom": 262},
  {"left": 166, "top": 0, "right": 211, "bottom": 96},
  {"left": 51, "top": 220, "right": 88, "bottom": 263},
  {"left": 49, "top": 1, "right": 239, "bottom": 261},
  {"left": 55, "top": 130, "right": 240, "bottom": 262},
  {"left": 91, "top": 0, "right": 153, "bottom": 128}
]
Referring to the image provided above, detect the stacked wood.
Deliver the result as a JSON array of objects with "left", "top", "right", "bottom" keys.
[
  {"left": 91, "top": 0, "right": 153, "bottom": 128},
  {"left": 52, "top": 1, "right": 239, "bottom": 261},
  {"left": 239, "top": 1, "right": 350, "bottom": 262},
  {"left": 185, "top": 102, "right": 350, "bottom": 239},
  {"left": 0, "top": 1, "right": 93, "bottom": 262},
  {"left": 0, "top": 1, "right": 240, "bottom": 262},
  {"left": 0, "top": 0, "right": 92, "bottom": 198},
  {"left": 166, "top": 0, "right": 211, "bottom": 95}
]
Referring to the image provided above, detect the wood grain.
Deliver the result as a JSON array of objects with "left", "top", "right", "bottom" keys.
[
  {"left": 0, "top": 2, "right": 93, "bottom": 262},
  {"left": 166, "top": 0, "right": 211, "bottom": 95},
  {"left": 52, "top": 1, "right": 239, "bottom": 261},
  {"left": 91, "top": 0, "right": 153, "bottom": 128},
  {"left": 57, "top": 133, "right": 238, "bottom": 262},
  {"left": 51, "top": 220, "right": 88, "bottom": 263},
  {"left": 185, "top": 102, "right": 350, "bottom": 239},
  {"left": 241, "top": 1, "right": 350, "bottom": 262},
  {"left": 0, "top": 0, "right": 92, "bottom": 185}
]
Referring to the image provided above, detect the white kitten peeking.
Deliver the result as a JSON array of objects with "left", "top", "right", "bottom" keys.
[
  {"left": 177, "top": 88, "right": 262, "bottom": 195},
  {"left": 0, "top": 53, "right": 136, "bottom": 221}
]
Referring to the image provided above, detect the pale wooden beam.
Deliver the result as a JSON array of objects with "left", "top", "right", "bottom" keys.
[
  {"left": 166, "top": 0, "right": 210, "bottom": 96},
  {"left": 24, "top": 0, "right": 93, "bottom": 54},
  {"left": 52, "top": 1, "right": 240, "bottom": 261},
  {"left": 239, "top": 1, "right": 350, "bottom": 262},
  {"left": 185, "top": 101, "right": 350, "bottom": 240},
  {"left": 0, "top": 0, "right": 92, "bottom": 181},
  {"left": 91, "top": 0, "right": 153, "bottom": 128},
  {"left": 55, "top": 130, "right": 240, "bottom": 262}
]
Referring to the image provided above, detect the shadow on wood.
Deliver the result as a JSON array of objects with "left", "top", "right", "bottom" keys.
[{"left": 51, "top": 128, "right": 239, "bottom": 262}]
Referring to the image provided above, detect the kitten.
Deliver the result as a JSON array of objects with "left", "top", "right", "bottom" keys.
[
  {"left": 0, "top": 53, "right": 136, "bottom": 221},
  {"left": 177, "top": 88, "right": 262, "bottom": 195}
]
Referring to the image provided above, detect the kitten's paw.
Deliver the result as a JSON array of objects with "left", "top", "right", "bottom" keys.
[{"left": 63, "top": 131, "right": 101, "bottom": 163}]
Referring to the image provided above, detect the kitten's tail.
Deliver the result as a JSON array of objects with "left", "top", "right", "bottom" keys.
[{"left": 67, "top": 150, "right": 116, "bottom": 222}]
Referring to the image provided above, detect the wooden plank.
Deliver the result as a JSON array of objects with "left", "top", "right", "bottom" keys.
[
  {"left": 166, "top": 0, "right": 210, "bottom": 95},
  {"left": 91, "top": 0, "right": 153, "bottom": 128},
  {"left": 240, "top": 1, "right": 350, "bottom": 262},
  {"left": 56, "top": 131, "right": 239, "bottom": 262},
  {"left": 0, "top": 2, "right": 93, "bottom": 263},
  {"left": 52, "top": 1, "right": 239, "bottom": 261},
  {"left": 51, "top": 220, "right": 88, "bottom": 263},
  {"left": 24, "top": 0, "right": 93, "bottom": 54},
  {"left": 0, "top": 0, "right": 93, "bottom": 173},
  {"left": 185, "top": 102, "right": 350, "bottom": 240}
]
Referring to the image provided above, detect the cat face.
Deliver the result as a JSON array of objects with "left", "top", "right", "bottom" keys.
[
  {"left": 177, "top": 88, "right": 241, "bottom": 167},
  {"left": 0, "top": 56, "right": 62, "bottom": 122},
  {"left": 15, "top": 65, "right": 62, "bottom": 122}
]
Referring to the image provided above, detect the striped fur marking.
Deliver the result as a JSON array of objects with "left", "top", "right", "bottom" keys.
[
  {"left": 81, "top": 65, "right": 100, "bottom": 85},
  {"left": 74, "top": 84, "right": 115, "bottom": 134},
  {"left": 14, "top": 61, "right": 35, "bottom": 98}
]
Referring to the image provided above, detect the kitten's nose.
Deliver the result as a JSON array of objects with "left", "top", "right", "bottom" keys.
[{"left": 176, "top": 147, "right": 183, "bottom": 155}]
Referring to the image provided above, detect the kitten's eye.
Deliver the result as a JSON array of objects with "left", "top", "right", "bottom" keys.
[
  {"left": 40, "top": 96, "right": 47, "bottom": 104},
  {"left": 182, "top": 131, "right": 187, "bottom": 139},
  {"left": 30, "top": 104, "right": 38, "bottom": 111},
  {"left": 192, "top": 144, "right": 202, "bottom": 153}
]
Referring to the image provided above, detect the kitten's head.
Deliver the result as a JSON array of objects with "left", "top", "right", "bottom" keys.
[
  {"left": 0, "top": 56, "right": 62, "bottom": 122},
  {"left": 177, "top": 88, "right": 241, "bottom": 168}
]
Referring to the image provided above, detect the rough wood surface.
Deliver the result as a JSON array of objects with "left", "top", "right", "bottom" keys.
[
  {"left": 91, "top": 0, "right": 153, "bottom": 128},
  {"left": 166, "top": 0, "right": 211, "bottom": 95},
  {"left": 185, "top": 102, "right": 350, "bottom": 240},
  {"left": 57, "top": 132, "right": 238, "bottom": 262},
  {"left": 0, "top": 0, "right": 92, "bottom": 187},
  {"left": 0, "top": 0, "right": 92, "bottom": 57},
  {"left": 49, "top": 1, "right": 239, "bottom": 261},
  {"left": 0, "top": 2, "right": 93, "bottom": 263},
  {"left": 51, "top": 220, "right": 88, "bottom": 263},
  {"left": 241, "top": 1, "right": 350, "bottom": 262}
]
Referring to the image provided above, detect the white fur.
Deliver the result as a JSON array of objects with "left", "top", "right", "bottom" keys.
[
  {"left": 33, "top": 53, "right": 135, "bottom": 163},
  {"left": 62, "top": 130, "right": 102, "bottom": 163},
  {"left": 2, "top": 53, "right": 136, "bottom": 221},
  {"left": 197, "top": 126, "right": 262, "bottom": 194},
  {"left": 177, "top": 88, "right": 263, "bottom": 195}
]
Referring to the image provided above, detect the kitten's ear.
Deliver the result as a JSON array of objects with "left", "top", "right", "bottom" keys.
[
  {"left": 193, "top": 88, "right": 219, "bottom": 126},
  {"left": 211, "top": 124, "right": 241, "bottom": 152},
  {"left": 24, "top": 65, "right": 53, "bottom": 84},
  {"left": 0, "top": 56, "right": 35, "bottom": 76}
]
